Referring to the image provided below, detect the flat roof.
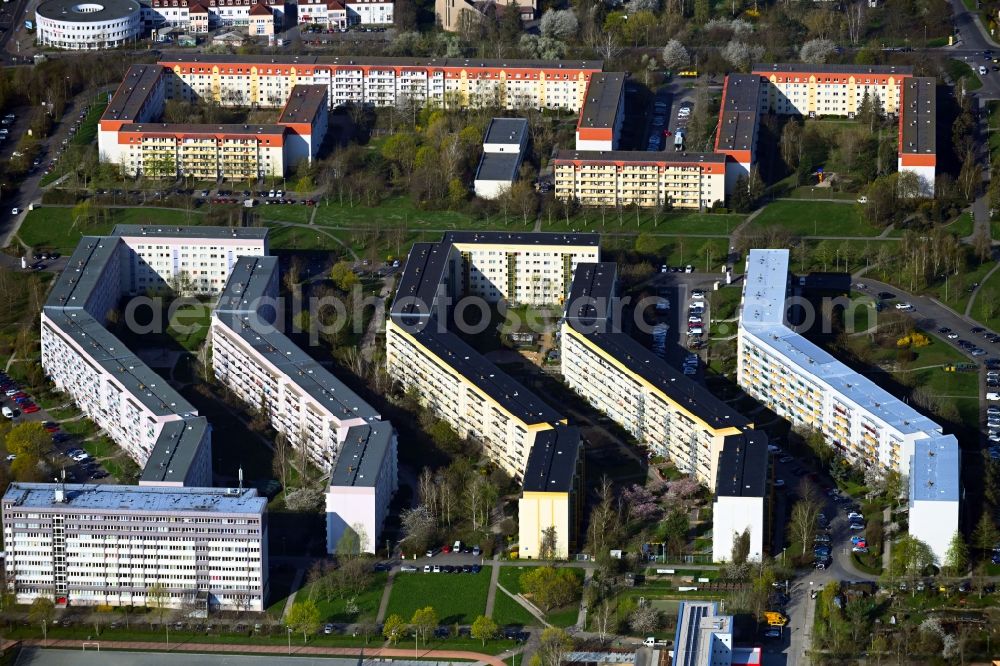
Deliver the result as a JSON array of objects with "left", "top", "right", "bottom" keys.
[
  {"left": 673, "top": 601, "right": 733, "bottom": 666},
  {"left": 576, "top": 330, "right": 750, "bottom": 431},
  {"left": 483, "top": 118, "right": 529, "bottom": 145},
  {"left": 216, "top": 256, "right": 279, "bottom": 312},
  {"left": 715, "top": 431, "right": 769, "bottom": 498},
  {"left": 46, "top": 235, "right": 120, "bottom": 310},
  {"left": 102, "top": 64, "right": 164, "bottom": 123},
  {"left": 578, "top": 73, "right": 625, "bottom": 130},
  {"left": 521, "top": 425, "right": 580, "bottom": 493},
  {"left": 215, "top": 311, "right": 380, "bottom": 423},
  {"left": 402, "top": 321, "right": 563, "bottom": 425},
  {"left": 330, "top": 422, "right": 394, "bottom": 487},
  {"left": 140, "top": 417, "right": 211, "bottom": 484},
  {"left": 752, "top": 63, "right": 913, "bottom": 76},
  {"left": 158, "top": 54, "right": 604, "bottom": 70},
  {"left": 113, "top": 225, "right": 270, "bottom": 240},
  {"left": 475, "top": 153, "right": 521, "bottom": 183},
  {"left": 2, "top": 483, "right": 265, "bottom": 515},
  {"left": 741, "top": 249, "right": 791, "bottom": 327},
  {"left": 43, "top": 309, "right": 197, "bottom": 417},
  {"left": 37, "top": 0, "right": 140, "bottom": 22},
  {"left": 441, "top": 231, "right": 601, "bottom": 247},
  {"left": 122, "top": 123, "right": 286, "bottom": 136},
  {"left": 900, "top": 77, "right": 936, "bottom": 155},
  {"left": 716, "top": 74, "right": 762, "bottom": 153},
  {"left": 911, "top": 436, "right": 960, "bottom": 502},
  {"left": 553, "top": 150, "right": 727, "bottom": 164},
  {"left": 390, "top": 242, "right": 452, "bottom": 319},
  {"left": 277, "top": 84, "right": 328, "bottom": 125},
  {"left": 565, "top": 262, "right": 617, "bottom": 328}
]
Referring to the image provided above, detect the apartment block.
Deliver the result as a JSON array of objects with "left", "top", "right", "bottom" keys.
[
  {"left": 326, "top": 421, "right": 398, "bottom": 554},
  {"left": 575, "top": 73, "right": 624, "bottom": 151},
  {"left": 345, "top": 0, "right": 392, "bottom": 24},
  {"left": 518, "top": 425, "right": 582, "bottom": 559},
  {"left": 898, "top": 77, "right": 937, "bottom": 195},
  {"left": 714, "top": 73, "right": 764, "bottom": 193},
  {"left": 143, "top": 0, "right": 287, "bottom": 29},
  {"left": 474, "top": 118, "right": 528, "bottom": 200},
  {"left": 712, "top": 433, "right": 769, "bottom": 563},
  {"left": 553, "top": 150, "right": 726, "bottom": 209},
  {"left": 211, "top": 255, "right": 387, "bottom": 472},
  {"left": 738, "top": 248, "right": 959, "bottom": 562},
  {"left": 2, "top": 483, "right": 267, "bottom": 611},
  {"left": 296, "top": 0, "right": 347, "bottom": 27},
  {"left": 752, "top": 63, "right": 912, "bottom": 117},
  {"left": 909, "top": 437, "right": 960, "bottom": 564}
]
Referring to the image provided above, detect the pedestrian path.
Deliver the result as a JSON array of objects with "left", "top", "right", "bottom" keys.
[
  {"left": 484, "top": 564, "right": 500, "bottom": 617},
  {"left": 281, "top": 567, "right": 306, "bottom": 620},
  {"left": 376, "top": 571, "right": 396, "bottom": 623}
]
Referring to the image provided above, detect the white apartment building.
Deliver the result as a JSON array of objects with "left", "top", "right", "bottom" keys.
[
  {"left": 474, "top": 118, "right": 529, "bottom": 200},
  {"left": 297, "top": 0, "right": 346, "bottom": 26},
  {"left": 345, "top": 0, "right": 392, "bottom": 24},
  {"left": 143, "top": 0, "right": 287, "bottom": 28},
  {"left": 2, "top": 483, "right": 268, "bottom": 611},
  {"left": 326, "top": 422, "right": 398, "bottom": 554},
  {"left": 908, "top": 437, "right": 960, "bottom": 564},
  {"left": 211, "top": 256, "right": 388, "bottom": 472},
  {"left": 711, "top": 434, "right": 768, "bottom": 563}
]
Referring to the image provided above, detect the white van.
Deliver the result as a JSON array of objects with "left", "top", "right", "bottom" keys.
[
  {"left": 1, "top": 405, "right": 13, "bottom": 418},
  {"left": 988, "top": 392, "right": 1000, "bottom": 401}
]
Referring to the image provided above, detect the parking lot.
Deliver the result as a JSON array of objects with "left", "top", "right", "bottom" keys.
[{"left": 645, "top": 81, "right": 694, "bottom": 152}]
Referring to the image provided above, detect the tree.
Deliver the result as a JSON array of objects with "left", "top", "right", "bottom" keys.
[
  {"left": 629, "top": 604, "right": 661, "bottom": 634},
  {"left": 721, "top": 40, "right": 764, "bottom": 71},
  {"left": 520, "top": 566, "right": 582, "bottom": 611},
  {"left": 539, "top": 9, "right": 578, "bottom": 39},
  {"left": 10, "top": 454, "right": 44, "bottom": 482},
  {"left": 29, "top": 597, "right": 55, "bottom": 640},
  {"left": 330, "top": 261, "right": 358, "bottom": 292},
  {"left": 661, "top": 40, "right": 689, "bottom": 71},
  {"left": 888, "top": 535, "right": 936, "bottom": 582},
  {"left": 272, "top": 432, "right": 290, "bottom": 490},
  {"left": 534, "top": 627, "right": 572, "bottom": 666},
  {"left": 471, "top": 615, "right": 498, "bottom": 646},
  {"left": 973, "top": 513, "right": 1000, "bottom": 553},
  {"left": 382, "top": 613, "right": 407, "bottom": 644},
  {"left": 146, "top": 583, "right": 169, "bottom": 626},
  {"left": 286, "top": 599, "right": 321, "bottom": 643},
  {"left": 799, "top": 39, "right": 837, "bottom": 64},
  {"left": 538, "top": 526, "right": 558, "bottom": 560},
  {"left": 694, "top": 0, "right": 709, "bottom": 24},
  {"left": 410, "top": 606, "right": 438, "bottom": 645},
  {"left": 6, "top": 422, "right": 49, "bottom": 458},
  {"left": 661, "top": 508, "right": 689, "bottom": 556},
  {"left": 788, "top": 497, "right": 820, "bottom": 557},
  {"left": 731, "top": 528, "right": 751, "bottom": 565},
  {"left": 943, "top": 531, "right": 969, "bottom": 576}
]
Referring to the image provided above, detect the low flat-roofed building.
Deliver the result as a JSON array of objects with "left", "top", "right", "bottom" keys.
[
  {"left": 2, "top": 483, "right": 268, "bottom": 611},
  {"left": 909, "top": 436, "right": 960, "bottom": 564},
  {"left": 673, "top": 601, "right": 762, "bottom": 666},
  {"left": 277, "top": 84, "right": 329, "bottom": 165},
  {"left": 518, "top": 425, "right": 582, "bottom": 559},
  {"left": 474, "top": 117, "right": 530, "bottom": 200},
  {"left": 576, "top": 73, "right": 625, "bottom": 151},
  {"left": 715, "top": 74, "right": 763, "bottom": 194},
  {"left": 712, "top": 432, "right": 769, "bottom": 563},
  {"left": 326, "top": 421, "right": 398, "bottom": 554},
  {"left": 899, "top": 77, "right": 936, "bottom": 195}
]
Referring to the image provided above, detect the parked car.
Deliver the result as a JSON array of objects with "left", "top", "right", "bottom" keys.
[{"left": 400, "top": 564, "right": 418, "bottom": 572}]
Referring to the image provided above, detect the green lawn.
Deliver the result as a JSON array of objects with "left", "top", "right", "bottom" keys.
[
  {"left": 947, "top": 59, "right": 984, "bottom": 91},
  {"left": 167, "top": 300, "right": 213, "bottom": 351},
  {"left": 710, "top": 286, "right": 742, "bottom": 322},
  {"left": 490, "top": 588, "right": 537, "bottom": 627},
  {"left": 17, "top": 206, "right": 205, "bottom": 253},
  {"left": 301, "top": 572, "right": 387, "bottom": 623},
  {"left": 309, "top": 197, "right": 532, "bottom": 232},
  {"left": 385, "top": 568, "right": 491, "bottom": 624},
  {"left": 785, "top": 187, "right": 858, "bottom": 201},
  {"left": 72, "top": 102, "right": 108, "bottom": 147},
  {"left": 498, "top": 566, "right": 582, "bottom": 628},
  {"left": 539, "top": 209, "right": 742, "bottom": 235},
  {"left": 969, "top": 264, "right": 1000, "bottom": 329},
  {"left": 751, "top": 200, "right": 880, "bottom": 237}
]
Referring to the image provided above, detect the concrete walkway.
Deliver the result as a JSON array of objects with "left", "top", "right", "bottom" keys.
[
  {"left": 281, "top": 567, "right": 306, "bottom": 620},
  {"left": 483, "top": 564, "right": 501, "bottom": 618},
  {"left": 375, "top": 571, "right": 396, "bottom": 623},
  {"left": 965, "top": 259, "right": 1000, "bottom": 316},
  {"left": 495, "top": 583, "right": 550, "bottom": 628},
  {"left": 575, "top": 568, "right": 593, "bottom": 629}
]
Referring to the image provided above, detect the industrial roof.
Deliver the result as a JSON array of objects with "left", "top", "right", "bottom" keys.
[
  {"left": 910, "top": 435, "right": 960, "bottom": 502},
  {"left": 215, "top": 311, "right": 380, "bottom": 423},
  {"left": 113, "top": 225, "right": 270, "bottom": 240},
  {"left": 2, "top": 483, "right": 265, "bottom": 514},
  {"left": 102, "top": 64, "right": 165, "bottom": 123},
  {"left": 716, "top": 74, "right": 762, "bottom": 153},
  {"left": 277, "top": 84, "right": 328, "bottom": 126},
  {"left": 483, "top": 117, "right": 529, "bottom": 146},
  {"left": 215, "top": 255, "right": 279, "bottom": 313},
  {"left": 752, "top": 63, "right": 913, "bottom": 76},
  {"left": 672, "top": 601, "right": 734, "bottom": 666},
  {"left": 390, "top": 242, "right": 452, "bottom": 320},
  {"left": 553, "top": 150, "right": 727, "bottom": 164},
  {"left": 442, "top": 231, "right": 600, "bottom": 247},
  {"left": 715, "top": 431, "right": 769, "bottom": 498},
  {"left": 521, "top": 425, "right": 581, "bottom": 493},
  {"left": 900, "top": 77, "right": 936, "bottom": 156},
  {"left": 565, "top": 262, "right": 617, "bottom": 330},
  {"left": 576, "top": 330, "right": 750, "bottom": 431},
  {"left": 577, "top": 73, "right": 625, "bottom": 130},
  {"left": 475, "top": 153, "right": 521, "bottom": 183},
  {"left": 330, "top": 422, "right": 394, "bottom": 487},
  {"left": 140, "top": 417, "right": 211, "bottom": 484},
  {"left": 158, "top": 54, "right": 604, "bottom": 70}
]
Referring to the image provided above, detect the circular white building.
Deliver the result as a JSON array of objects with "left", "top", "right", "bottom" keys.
[{"left": 36, "top": 0, "right": 142, "bottom": 50}]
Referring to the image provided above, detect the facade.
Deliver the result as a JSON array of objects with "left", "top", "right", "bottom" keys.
[
  {"left": 712, "top": 434, "right": 769, "bottom": 563},
  {"left": 752, "top": 63, "right": 912, "bottom": 117},
  {"left": 248, "top": 2, "right": 275, "bottom": 35},
  {"left": 898, "top": 76, "right": 937, "bottom": 195},
  {"left": 435, "top": 0, "right": 534, "bottom": 32},
  {"left": 36, "top": 0, "right": 142, "bottom": 50},
  {"left": 2, "top": 483, "right": 267, "bottom": 611},
  {"left": 143, "top": 0, "right": 287, "bottom": 29},
  {"left": 474, "top": 118, "right": 529, "bottom": 200},
  {"left": 673, "top": 601, "right": 763, "bottom": 666},
  {"left": 325, "top": 422, "right": 398, "bottom": 554},
  {"left": 518, "top": 425, "right": 582, "bottom": 559},
  {"left": 345, "top": 0, "right": 392, "bottom": 24},
  {"left": 737, "top": 248, "right": 959, "bottom": 561},
  {"left": 714, "top": 74, "right": 764, "bottom": 194},
  {"left": 553, "top": 151, "right": 726, "bottom": 209},
  {"left": 297, "top": 0, "right": 346, "bottom": 27},
  {"left": 908, "top": 437, "right": 960, "bottom": 564},
  {"left": 575, "top": 73, "right": 625, "bottom": 151},
  {"left": 277, "top": 85, "right": 329, "bottom": 165}
]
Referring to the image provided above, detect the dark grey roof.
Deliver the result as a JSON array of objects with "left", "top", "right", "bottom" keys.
[
  {"left": 277, "top": 84, "right": 328, "bottom": 125},
  {"left": 900, "top": 77, "right": 936, "bottom": 156},
  {"left": 483, "top": 118, "right": 529, "bottom": 146},
  {"left": 214, "top": 311, "right": 381, "bottom": 423},
  {"left": 575, "top": 330, "right": 751, "bottom": 431},
  {"left": 45, "top": 235, "right": 120, "bottom": 310},
  {"left": 390, "top": 242, "right": 452, "bottom": 319},
  {"left": 37, "top": 0, "right": 140, "bottom": 22},
  {"left": 102, "top": 65, "right": 165, "bottom": 123},
  {"left": 122, "top": 123, "right": 287, "bottom": 136},
  {"left": 399, "top": 319, "right": 563, "bottom": 425},
  {"left": 475, "top": 153, "right": 521, "bottom": 183},
  {"left": 140, "top": 417, "right": 211, "bottom": 484},
  {"left": 330, "top": 422, "right": 394, "bottom": 487},
  {"left": 215, "top": 256, "right": 279, "bottom": 313},
  {"left": 158, "top": 54, "right": 604, "bottom": 70},
  {"left": 714, "top": 430, "right": 769, "bottom": 498},
  {"left": 521, "top": 425, "right": 581, "bottom": 493},
  {"left": 565, "top": 262, "right": 617, "bottom": 330},
  {"left": 441, "top": 231, "right": 600, "bottom": 246},
  {"left": 113, "top": 225, "right": 270, "bottom": 240},
  {"left": 752, "top": 63, "right": 913, "bottom": 76},
  {"left": 716, "top": 74, "right": 762, "bottom": 153},
  {"left": 553, "top": 150, "right": 726, "bottom": 164},
  {"left": 577, "top": 73, "right": 625, "bottom": 130}
]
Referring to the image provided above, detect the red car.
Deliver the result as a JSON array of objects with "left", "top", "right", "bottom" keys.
[
  {"left": 43, "top": 424, "right": 60, "bottom": 433},
  {"left": 22, "top": 404, "right": 39, "bottom": 413},
  {"left": 442, "top": 545, "right": 452, "bottom": 554}
]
